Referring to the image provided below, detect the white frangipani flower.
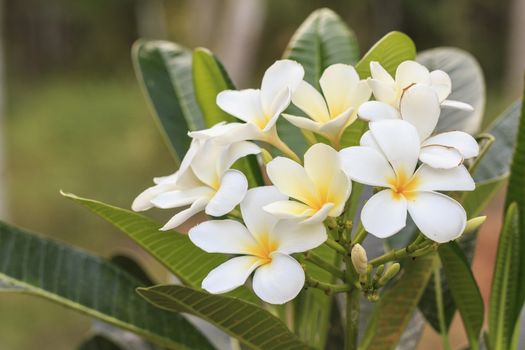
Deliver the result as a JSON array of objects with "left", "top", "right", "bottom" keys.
[
  {"left": 189, "top": 60, "right": 304, "bottom": 159},
  {"left": 368, "top": 60, "right": 473, "bottom": 111},
  {"left": 189, "top": 186, "right": 326, "bottom": 304},
  {"left": 132, "top": 137, "right": 260, "bottom": 230},
  {"left": 264, "top": 143, "right": 351, "bottom": 224},
  {"left": 283, "top": 64, "right": 371, "bottom": 147},
  {"left": 359, "top": 84, "right": 479, "bottom": 169},
  {"left": 340, "top": 119, "right": 475, "bottom": 243}
]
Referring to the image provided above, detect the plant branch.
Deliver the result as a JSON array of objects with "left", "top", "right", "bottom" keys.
[
  {"left": 305, "top": 275, "right": 352, "bottom": 293},
  {"left": 325, "top": 238, "right": 347, "bottom": 255},
  {"left": 304, "top": 251, "right": 346, "bottom": 280}
]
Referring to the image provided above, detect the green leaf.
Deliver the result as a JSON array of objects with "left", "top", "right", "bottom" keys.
[
  {"left": 361, "top": 254, "right": 435, "bottom": 350},
  {"left": 489, "top": 203, "right": 521, "bottom": 350},
  {"left": 463, "top": 176, "right": 507, "bottom": 217},
  {"left": 79, "top": 335, "right": 123, "bottom": 350},
  {"left": 476, "top": 101, "right": 522, "bottom": 182},
  {"left": 439, "top": 242, "right": 484, "bottom": 349},
  {"left": 132, "top": 40, "right": 204, "bottom": 163},
  {"left": 62, "top": 192, "right": 258, "bottom": 303},
  {"left": 137, "top": 285, "right": 312, "bottom": 350},
  {"left": 0, "top": 221, "right": 214, "bottom": 350},
  {"left": 341, "top": 31, "right": 417, "bottom": 148},
  {"left": 417, "top": 47, "right": 485, "bottom": 134},
  {"left": 110, "top": 254, "right": 155, "bottom": 286},
  {"left": 284, "top": 8, "right": 359, "bottom": 87}
]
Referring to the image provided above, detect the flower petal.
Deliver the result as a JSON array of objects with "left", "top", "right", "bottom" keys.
[
  {"left": 339, "top": 146, "right": 394, "bottom": 187},
  {"left": 408, "top": 192, "right": 466, "bottom": 243},
  {"left": 132, "top": 183, "right": 174, "bottom": 211},
  {"left": 358, "top": 101, "right": 401, "bottom": 122},
  {"left": 266, "top": 157, "right": 317, "bottom": 207},
  {"left": 304, "top": 143, "right": 341, "bottom": 191},
  {"left": 395, "top": 60, "right": 431, "bottom": 89},
  {"left": 301, "top": 203, "right": 335, "bottom": 224},
  {"left": 205, "top": 170, "right": 248, "bottom": 217},
  {"left": 359, "top": 130, "right": 382, "bottom": 153},
  {"left": 262, "top": 87, "right": 291, "bottom": 132},
  {"left": 361, "top": 189, "right": 407, "bottom": 238},
  {"left": 217, "top": 141, "right": 261, "bottom": 175},
  {"left": 261, "top": 60, "right": 304, "bottom": 114},
  {"left": 202, "top": 256, "right": 263, "bottom": 294},
  {"left": 422, "top": 131, "right": 479, "bottom": 159},
  {"left": 419, "top": 145, "right": 463, "bottom": 169},
  {"left": 320, "top": 64, "right": 360, "bottom": 117},
  {"left": 441, "top": 100, "right": 474, "bottom": 111},
  {"left": 370, "top": 61, "right": 395, "bottom": 85},
  {"left": 241, "top": 186, "right": 287, "bottom": 237},
  {"left": 429, "top": 70, "right": 451, "bottom": 102},
  {"left": 273, "top": 220, "right": 327, "bottom": 254},
  {"left": 151, "top": 186, "right": 214, "bottom": 209},
  {"left": 368, "top": 78, "right": 398, "bottom": 105},
  {"left": 263, "top": 200, "right": 315, "bottom": 220},
  {"left": 291, "top": 81, "right": 330, "bottom": 122},
  {"left": 414, "top": 165, "right": 475, "bottom": 192},
  {"left": 189, "top": 219, "right": 256, "bottom": 254},
  {"left": 318, "top": 108, "right": 354, "bottom": 139},
  {"left": 400, "top": 84, "right": 440, "bottom": 140},
  {"left": 252, "top": 253, "right": 305, "bottom": 304},
  {"left": 369, "top": 119, "right": 421, "bottom": 176},
  {"left": 160, "top": 198, "right": 209, "bottom": 230},
  {"left": 216, "top": 89, "right": 264, "bottom": 124},
  {"left": 283, "top": 114, "right": 324, "bottom": 133}
]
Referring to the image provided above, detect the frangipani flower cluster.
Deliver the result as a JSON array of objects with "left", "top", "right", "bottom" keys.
[{"left": 133, "top": 58, "right": 479, "bottom": 304}]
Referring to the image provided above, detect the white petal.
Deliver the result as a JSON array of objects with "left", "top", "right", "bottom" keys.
[
  {"left": 395, "top": 60, "right": 431, "bottom": 89},
  {"left": 153, "top": 172, "right": 178, "bottom": 185},
  {"left": 339, "top": 146, "right": 394, "bottom": 187},
  {"left": 283, "top": 114, "right": 324, "bottom": 133},
  {"left": 160, "top": 198, "right": 209, "bottom": 230},
  {"left": 216, "top": 89, "right": 265, "bottom": 124},
  {"left": 291, "top": 81, "right": 330, "bottom": 122},
  {"left": 320, "top": 64, "right": 359, "bottom": 117},
  {"left": 191, "top": 122, "right": 263, "bottom": 144},
  {"left": 419, "top": 145, "right": 463, "bottom": 169},
  {"left": 273, "top": 220, "right": 327, "bottom": 254},
  {"left": 240, "top": 186, "right": 286, "bottom": 237},
  {"left": 262, "top": 87, "right": 291, "bottom": 132},
  {"left": 370, "top": 61, "right": 395, "bottom": 85},
  {"left": 400, "top": 84, "right": 440, "bottom": 140},
  {"left": 441, "top": 100, "right": 474, "bottom": 111},
  {"left": 301, "top": 203, "right": 335, "bottom": 224},
  {"left": 408, "top": 192, "right": 466, "bottom": 243},
  {"left": 132, "top": 183, "right": 174, "bottom": 211},
  {"left": 263, "top": 200, "right": 314, "bottom": 220},
  {"left": 414, "top": 165, "right": 475, "bottom": 192},
  {"left": 423, "top": 131, "right": 479, "bottom": 159},
  {"left": 218, "top": 141, "right": 261, "bottom": 175},
  {"left": 304, "top": 143, "right": 341, "bottom": 191},
  {"left": 202, "top": 256, "right": 263, "bottom": 294},
  {"left": 261, "top": 60, "right": 304, "bottom": 114},
  {"left": 190, "top": 140, "right": 225, "bottom": 187},
  {"left": 266, "top": 157, "right": 317, "bottom": 207},
  {"left": 205, "top": 170, "right": 248, "bottom": 217},
  {"left": 361, "top": 189, "right": 407, "bottom": 238},
  {"left": 358, "top": 101, "right": 401, "bottom": 122},
  {"left": 189, "top": 219, "right": 256, "bottom": 254},
  {"left": 429, "top": 70, "right": 451, "bottom": 102},
  {"left": 318, "top": 108, "right": 354, "bottom": 139},
  {"left": 368, "top": 78, "right": 397, "bottom": 105},
  {"left": 369, "top": 119, "right": 420, "bottom": 176},
  {"left": 325, "top": 169, "right": 352, "bottom": 216},
  {"left": 252, "top": 253, "right": 305, "bottom": 304},
  {"left": 347, "top": 80, "right": 373, "bottom": 108},
  {"left": 359, "top": 130, "right": 382, "bottom": 153},
  {"left": 151, "top": 186, "right": 214, "bottom": 209}
]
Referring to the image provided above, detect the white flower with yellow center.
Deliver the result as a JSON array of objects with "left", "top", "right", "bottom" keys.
[
  {"left": 340, "top": 119, "right": 475, "bottom": 243},
  {"left": 264, "top": 143, "right": 351, "bottom": 224},
  {"left": 368, "top": 60, "right": 473, "bottom": 111},
  {"left": 359, "top": 84, "right": 479, "bottom": 169},
  {"left": 132, "top": 137, "right": 260, "bottom": 230},
  {"left": 189, "top": 186, "right": 326, "bottom": 304},
  {"left": 282, "top": 64, "right": 371, "bottom": 147},
  {"left": 189, "top": 60, "right": 304, "bottom": 157}
]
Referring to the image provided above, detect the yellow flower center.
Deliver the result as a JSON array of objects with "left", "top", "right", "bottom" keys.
[
  {"left": 248, "top": 233, "right": 278, "bottom": 264},
  {"left": 387, "top": 169, "right": 419, "bottom": 201}
]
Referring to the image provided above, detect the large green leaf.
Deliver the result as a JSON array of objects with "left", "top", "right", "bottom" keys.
[
  {"left": 438, "top": 242, "right": 484, "bottom": 349},
  {"left": 138, "top": 285, "right": 312, "bottom": 350},
  {"left": 417, "top": 47, "right": 485, "bottom": 134},
  {"left": 62, "top": 192, "right": 258, "bottom": 303},
  {"left": 341, "top": 31, "right": 417, "bottom": 148},
  {"left": 0, "top": 221, "right": 213, "bottom": 350},
  {"left": 132, "top": 40, "right": 204, "bottom": 163},
  {"left": 360, "top": 254, "right": 435, "bottom": 350},
  {"left": 79, "top": 335, "right": 123, "bottom": 350},
  {"left": 283, "top": 8, "right": 359, "bottom": 87},
  {"left": 489, "top": 203, "right": 521, "bottom": 350}
]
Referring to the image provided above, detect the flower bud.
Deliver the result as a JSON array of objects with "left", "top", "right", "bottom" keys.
[
  {"left": 351, "top": 244, "right": 368, "bottom": 275},
  {"left": 463, "top": 216, "right": 487, "bottom": 235},
  {"left": 378, "top": 263, "right": 400, "bottom": 286}
]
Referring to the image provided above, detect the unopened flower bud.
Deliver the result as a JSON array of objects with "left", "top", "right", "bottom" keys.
[
  {"left": 463, "top": 216, "right": 487, "bottom": 235},
  {"left": 367, "top": 291, "right": 380, "bottom": 302},
  {"left": 351, "top": 244, "right": 368, "bottom": 275},
  {"left": 260, "top": 149, "right": 273, "bottom": 165},
  {"left": 378, "top": 263, "right": 400, "bottom": 286}
]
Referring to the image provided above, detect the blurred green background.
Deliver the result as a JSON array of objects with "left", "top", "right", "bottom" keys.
[{"left": 1, "top": 0, "right": 523, "bottom": 349}]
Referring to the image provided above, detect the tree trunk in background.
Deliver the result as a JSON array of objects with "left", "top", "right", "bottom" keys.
[
  {"left": 505, "top": 0, "right": 525, "bottom": 97},
  {"left": 135, "top": 0, "right": 168, "bottom": 39},
  {"left": 0, "top": 0, "right": 8, "bottom": 219}
]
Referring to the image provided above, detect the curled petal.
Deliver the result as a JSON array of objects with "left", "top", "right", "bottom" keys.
[
  {"left": 160, "top": 198, "right": 209, "bottom": 231},
  {"left": 273, "top": 220, "right": 327, "bottom": 254},
  {"left": 202, "top": 256, "right": 263, "bottom": 294},
  {"left": 370, "top": 61, "right": 395, "bottom": 85},
  {"left": 151, "top": 186, "right": 214, "bottom": 209},
  {"left": 263, "top": 200, "right": 314, "bottom": 221},
  {"left": 320, "top": 63, "right": 359, "bottom": 117},
  {"left": 429, "top": 70, "right": 451, "bottom": 102},
  {"left": 205, "top": 170, "right": 248, "bottom": 217},
  {"left": 400, "top": 84, "right": 440, "bottom": 140},
  {"left": 419, "top": 145, "right": 463, "bottom": 169},
  {"left": 216, "top": 89, "right": 264, "bottom": 124},
  {"left": 422, "top": 131, "right": 479, "bottom": 159},
  {"left": 441, "top": 100, "right": 474, "bottom": 111},
  {"left": 368, "top": 78, "right": 397, "bottom": 105},
  {"left": 132, "top": 183, "right": 174, "bottom": 211},
  {"left": 395, "top": 60, "right": 431, "bottom": 89},
  {"left": 291, "top": 81, "right": 330, "bottom": 122},
  {"left": 261, "top": 59, "right": 304, "bottom": 114}
]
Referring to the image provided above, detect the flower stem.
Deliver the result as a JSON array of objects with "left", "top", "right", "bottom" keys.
[
  {"left": 304, "top": 251, "right": 345, "bottom": 280},
  {"left": 351, "top": 224, "right": 367, "bottom": 245},
  {"left": 266, "top": 130, "right": 301, "bottom": 163},
  {"left": 325, "top": 238, "right": 347, "bottom": 255},
  {"left": 305, "top": 275, "right": 352, "bottom": 293}
]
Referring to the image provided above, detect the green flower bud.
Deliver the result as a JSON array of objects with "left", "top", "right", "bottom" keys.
[
  {"left": 463, "top": 216, "right": 487, "bottom": 235},
  {"left": 378, "top": 263, "right": 400, "bottom": 286}
]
